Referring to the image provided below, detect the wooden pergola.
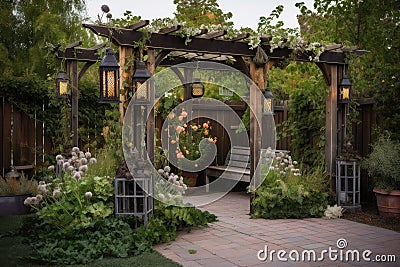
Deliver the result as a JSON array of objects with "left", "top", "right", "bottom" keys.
[{"left": 83, "top": 21, "right": 366, "bottom": 198}]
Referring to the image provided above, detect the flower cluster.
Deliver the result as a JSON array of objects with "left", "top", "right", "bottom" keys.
[
  {"left": 324, "top": 204, "right": 344, "bottom": 219},
  {"left": 48, "top": 147, "right": 97, "bottom": 180},
  {"left": 157, "top": 166, "right": 187, "bottom": 191},
  {"left": 269, "top": 151, "right": 301, "bottom": 177},
  {"left": 169, "top": 111, "right": 216, "bottom": 161},
  {"left": 24, "top": 194, "right": 43, "bottom": 205}
]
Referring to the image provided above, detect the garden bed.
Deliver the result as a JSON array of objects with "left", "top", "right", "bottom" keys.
[{"left": 343, "top": 205, "right": 400, "bottom": 232}]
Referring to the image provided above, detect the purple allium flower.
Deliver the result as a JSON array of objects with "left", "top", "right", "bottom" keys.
[
  {"left": 72, "top": 147, "right": 80, "bottom": 153},
  {"left": 48, "top": 165, "right": 55, "bottom": 171},
  {"left": 85, "top": 152, "right": 91, "bottom": 158},
  {"left": 73, "top": 172, "right": 81, "bottom": 180},
  {"left": 85, "top": 191, "right": 92, "bottom": 198},
  {"left": 56, "top": 154, "right": 63, "bottom": 161},
  {"left": 89, "top": 158, "right": 97, "bottom": 164},
  {"left": 63, "top": 162, "right": 70, "bottom": 169},
  {"left": 164, "top": 166, "right": 171, "bottom": 173},
  {"left": 53, "top": 188, "right": 61, "bottom": 198},
  {"left": 79, "top": 165, "right": 88, "bottom": 172}
]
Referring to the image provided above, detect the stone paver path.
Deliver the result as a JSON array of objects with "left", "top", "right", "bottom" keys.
[{"left": 155, "top": 192, "right": 400, "bottom": 267}]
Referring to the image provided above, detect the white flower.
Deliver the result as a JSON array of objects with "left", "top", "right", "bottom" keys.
[
  {"left": 79, "top": 165, "right": 88, "bottom": 172},
  {"left": 80, "top": 158, "right": 88, "bottom": 165},
  {"left": 73, "top": 172, "right": 81, "bottom": 180},
  {"left": 48, "top": 165, "right": 55, "bottom": 171},
  {"left": 53, "top": 188, "right": 61, "bottom": 198},
  {"left": 85, "top": 152, "right": 91, "bottom": 158},
  {"left": 35, "top": 194, "right": 43, "bottom": 201},
  {"left": 72, "top": 147, "right": 80, "bottom": 152},
  {"left": 67, "top": 166, "right": 74, "bottom": 172},
  {"left": 79, "top": 152, "right": 85, "bottom": 158},
  {"left": 56, "top": 154, "right": 63, "bottom": 161},
  {"left": 164, "top": 166, "right": 171, "bottom": 173},
  {"left": 84, "top": 191, "right": 92, "bottom": 198},
  {"left": 158, "top": 193, "right": 165, "bottom": 199},
  {"left": 63, "top": 162, "right": 70, "bottom": 169},
  {"left": 89, "top": 158, "right": 97, "bottom": 164},
  {"left": 158, "top": 169, "right": 164, "bottom": 174},
  {"left": 71, "top": 152, "right": 77, "bottom": 157},
  {"left": 293, "top": 161, "right": 298, "bottom": 165}
]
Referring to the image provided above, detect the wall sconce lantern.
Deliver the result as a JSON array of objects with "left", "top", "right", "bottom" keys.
[
  {"left": 99, "top": 47, "right": 120, "bottom": 103},
  {"left": 263, "top": 85, "right": 274, "bottom": 115},
  {"left": 338, "top": 73, "right": 352, "bottom": 104},
  {"left": 132, "top": 61, "right": 151, "bottom": 103},
  {"left": 55, "top": 70, "right": 69, "bottom": 98},
  {"left": 191, "top": 78, "right": 205, "bottom": 98}
]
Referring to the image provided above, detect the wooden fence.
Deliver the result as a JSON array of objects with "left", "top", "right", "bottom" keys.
[{"left": 0, "top": 97, "right": 51, "bottom": 177}]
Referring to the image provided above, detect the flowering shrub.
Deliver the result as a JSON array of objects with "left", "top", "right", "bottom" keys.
[
  {"left": 169, "top": 110, "right": 216, "bottom": 161},
  {"left": 48, "top": 146, "right": 97, "bottom": 179},
  {"left": 25, "top": 148, "right": 113, "bottom": 230},
  {"left": 252, "top": 153, "right": 328, "bottom": 219},
  {"left": 324, "top": 204, "right": 344, "bottom": 219},
  {"left": 155, "top": 166, "right": 188, "bottom": 205}
]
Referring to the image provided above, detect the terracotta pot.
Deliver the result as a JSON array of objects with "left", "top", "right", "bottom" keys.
[
  {"left": 373, "top": 188, "right": 400, "bottom": 218},
  {"left": 0, "top": 194, "right": 31, "bottom": 215},
  {"left": 181, "top": 171, "right": 198, "bottom": 187}
]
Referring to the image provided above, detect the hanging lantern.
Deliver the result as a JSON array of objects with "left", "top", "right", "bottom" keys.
[
  {"left": 132, "top": 61, "right": 151, "bottom": 103},
  {"left": 263, "top": 86, "right": 274, "bottom": 115},
  {"left": 191, "top": 78, "right": 205, "bottom": 98},
  {"left": 55, "top": 70, "right": 69, "bottom": 98},
  {"left": 338, "top": 73, "right": 352, "bottom": 104},
  {"left": 99, "top": 47, "right": 120, "bottom": 103}
]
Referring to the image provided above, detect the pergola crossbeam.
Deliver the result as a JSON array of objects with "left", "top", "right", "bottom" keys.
[
  {"left": 201, "top": 30, "right": 227, "bottom": 39},
  {"left": 159, "top": 25, "right": 181, "bottom": 34},
  {"left": 128, "top": 20, "right": 150, "bottom": 30},
  {"left": 228, "top": 33, "right": 250, "bottom": 42}
]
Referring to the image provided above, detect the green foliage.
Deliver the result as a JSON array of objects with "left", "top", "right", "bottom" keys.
[
  {"left": 361, "top": 134, "right": 400, "bottom": 191},
  {"left": 34, "top": 175, "right": 114, "bottom": 230},
  {"left": 252, "top": 156, "right": 328, "bottom": 219},
  {"left": 374, "top": 72, "right": 400, "bottom": 140},
  {"left": 26, "top": 216, "right": 134, "bottom": 265},
  {"left": 271, "top": 62, "right": 327, "bottom": 167},
  {"left": 0, "top": 0, "right": 91, "bottom": 77}
]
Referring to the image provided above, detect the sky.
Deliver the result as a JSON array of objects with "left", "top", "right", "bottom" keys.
[{"left": 86, "top": 0, "right": 315, "bottom": 29}]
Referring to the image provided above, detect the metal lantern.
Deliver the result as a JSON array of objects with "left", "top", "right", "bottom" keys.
[
  {"left": 263, "top": 86, "right": 274, "bottom": 115},
  {"left": 191, "top": 78, "right": 205, "bottom": 98},
  {"left": 99, "top": 47, "right": 120, "bottom": 103},
  {"left": 338, "top": 73, "right": 352, "bottom": 104},
  {"left": 56, "top": 70, "right": 69, "bottom": 98},
  {"left": 132, "top": 61, "right": 151, "bottom": 103}
]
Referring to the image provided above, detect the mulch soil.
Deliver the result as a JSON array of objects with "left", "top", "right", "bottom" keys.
[{"left": 342, "top": 205, "right": 400, "bottom": 232}]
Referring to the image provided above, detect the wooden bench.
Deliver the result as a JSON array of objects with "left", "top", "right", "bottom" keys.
[
  {"left": 205, "top": 146, "right": 251, "bottom": 190},
  {"left": 205, "top": 146, "right": 290, "bottom": 191}
]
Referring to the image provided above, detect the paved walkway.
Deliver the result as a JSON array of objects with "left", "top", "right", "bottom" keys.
[{"left": 155, "top": 192, "right": 400, "bottom": 267}]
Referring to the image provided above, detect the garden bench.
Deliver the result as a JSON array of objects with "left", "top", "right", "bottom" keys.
[
  {"left": 205, "top": 146, "right": 251, "bottom": 191},
  {"left": 205, "top": 146, "right": 290, "bottom": 191}
]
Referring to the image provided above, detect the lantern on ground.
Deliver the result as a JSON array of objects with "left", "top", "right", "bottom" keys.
[
  {"left": 99, "top": 47, "right": 120, "bottom": 103},
  {"left": 55, "top": 70, "right": 69, "bottom": 98},
  {"left": 191, "top": 78, "right": 205, "bottom": 98},
  {"left": 263, "top": 85, "right": 274, "bottom": 115},
  {"left": 132, "top": 61, "right": 151, "bottom": 103},
  {"left": 338, "top": 73, "right": 352, "bottom": 104}
]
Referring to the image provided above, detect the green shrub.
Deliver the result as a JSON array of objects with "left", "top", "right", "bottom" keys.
[{"left": 252, "top": 152, "right": 328, "bottom": 219}]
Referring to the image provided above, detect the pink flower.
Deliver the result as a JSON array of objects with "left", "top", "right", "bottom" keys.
[
  {"left": 181, "top": 111, "right": 188, "bottom": 118},
  {"left": 177, "top": 152, "right": 185, "bottom": 159},
  {"left": 168, "top": 113, "right": 175, "bottom": 119},
  {"left": 178, "top": 115, "right": 184, "bottom": 121},
  {"left": 176, "top": 126, "right": 184, "bottom": 133},
  {"left": 85, "top": 192, "right": 92, "bottom": 198}
]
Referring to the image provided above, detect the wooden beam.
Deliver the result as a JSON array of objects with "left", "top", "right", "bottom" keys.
[
  {"left": 158, "top": 25, "right": 181, "bottom": 34},
  {"left": 119, "top": 46, "right": 133, "bottom": 122},
  {"left": 127, "top": 20, "right": 149, "bottom": 30},
  {"left": 228, "top": 33, "right": 250, "bottom": 42},
  {"left": 146, "top": 49, "right": 156, "bottom": 164},
  {"left": 201, "top": 30, "right": 227, "bottom": 39},
  {"left": 155, "top": 50, "right": 171, "bottom": 67},
  {"left": 88, "top": 43, "right": 106, "bottom": 50},
  {"left": 66, "top": 41, "right": 82, "bottom": 49},
  {"left": 82, "top": 24, "right": 360, "bottom": 64}
]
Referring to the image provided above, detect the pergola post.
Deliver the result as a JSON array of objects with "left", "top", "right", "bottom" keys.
[
  {"left": 146, "top": 49, "right": 156, "bottom": 164},
  {"left": 325, "top": 64, "right": 339, "bottom": 188},
  {"left": 119, "top": 46, "right": 133, "bottom": 122}
]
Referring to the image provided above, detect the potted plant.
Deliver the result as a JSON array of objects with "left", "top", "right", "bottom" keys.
[
  {"left": 362, "top": 135, "right": 400, "bottom": 217},
  {"left": 0, "top": 170, "right": 38, "bottom": 215}
]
